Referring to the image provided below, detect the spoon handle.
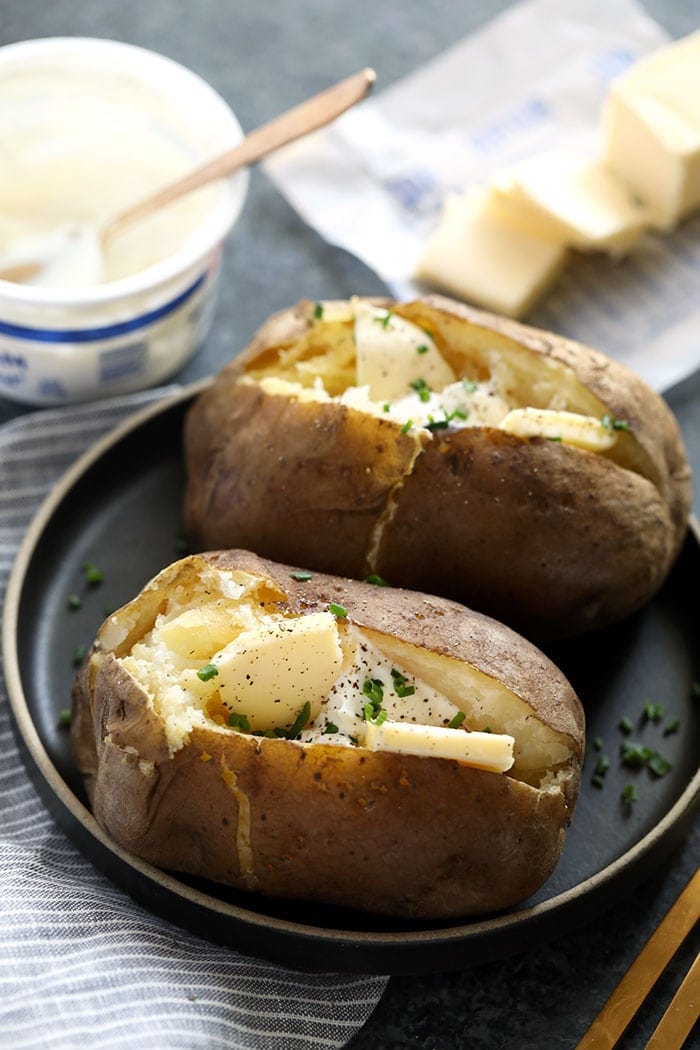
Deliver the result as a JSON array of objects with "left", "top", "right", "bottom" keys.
[{"left": 103, "top": 67, "right": 376, "bottom": 243}]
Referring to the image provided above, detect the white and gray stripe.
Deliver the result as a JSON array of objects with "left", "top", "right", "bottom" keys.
[{"left": 0, "top": 389, "right": 388, "bottom": 1049}]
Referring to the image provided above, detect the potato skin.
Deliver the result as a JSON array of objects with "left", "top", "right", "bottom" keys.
[
  {"left": 72, "top": 550, "right": 584, "bottom": 920},
  {"left": 184, "top": 296, "right": 691, "bottom": 638}
]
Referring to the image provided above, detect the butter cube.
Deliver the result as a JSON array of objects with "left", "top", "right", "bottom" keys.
[
  {"left": 492, "top": 149, "right": 649, "bottom": 255},
  {"left": 415, "top": 189, "right": 566, "bottom": 319},
  {"left": 603, "top": 32, "right": 700, "bottom": 229}
]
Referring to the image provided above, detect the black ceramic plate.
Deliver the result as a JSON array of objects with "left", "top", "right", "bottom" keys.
[{"left": 4, "top": 385, "right": 699, "bottom": 975}]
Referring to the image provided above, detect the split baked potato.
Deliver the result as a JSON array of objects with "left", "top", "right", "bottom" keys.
[
  {"left": 72, "top": 549, "right": 584, "bottom": 919},
  {"left": 184, "top": 295, "right": 691, "bottom": 638}
]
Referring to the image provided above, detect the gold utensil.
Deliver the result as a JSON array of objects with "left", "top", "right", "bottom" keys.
[
  {"left": 0, "top": 67, "right": 376, "bottom": 284},
  {"left": 576, "top": 867, "right": 700, "bottom": 1049}
]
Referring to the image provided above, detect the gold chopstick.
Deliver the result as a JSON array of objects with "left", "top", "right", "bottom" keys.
[
  {"left": 646, "top": 950, "right": 700, "bottom": 1048},
  {"left": 576, "top": 867, "right": 700, "bottom": 1049}
]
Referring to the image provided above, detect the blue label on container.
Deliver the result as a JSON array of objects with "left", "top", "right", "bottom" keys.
[
  {"left": 99, "top": 340, "right": 147, "bottom": 382},
  {"left": 0, "top": 348, "right": 28, "bottom": 387}
]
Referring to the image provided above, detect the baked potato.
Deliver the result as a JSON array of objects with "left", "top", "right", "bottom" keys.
[
  {"left": 72, "top": 549, "right": 584, "bottom": 919},
  {"left": 184, "top": 295, "right": 691, "bottom": 639}
]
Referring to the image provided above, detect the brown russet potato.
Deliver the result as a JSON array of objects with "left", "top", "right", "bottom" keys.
[
  {"left": 72, "top": 549, "right": 584, "bottom": 919},
  {"left": 183, "top": 295, "right": 691, "bottom": 639}
]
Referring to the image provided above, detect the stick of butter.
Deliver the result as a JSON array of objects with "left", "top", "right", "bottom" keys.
[
  {"left": 603, "top": 30, "right": 700, "bottom": 230},
  {"left": 492, "top": 148, "right": 649, "bottom": 256},
  {"left": 414, "top": 188, "right": 566, "bottom": 319}
]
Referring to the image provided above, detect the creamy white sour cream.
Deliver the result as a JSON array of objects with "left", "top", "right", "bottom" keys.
[{"left": 0, "top": 62, "right": 222, "bottom": 287}]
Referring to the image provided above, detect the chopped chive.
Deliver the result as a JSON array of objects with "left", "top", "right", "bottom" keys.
[
  {"left": 362, "top": 678, "right": 384, "bottom": 706},
  {"left": 285, "top": 701, "right": 312, "bottom": 739},
  {"left": 67, "top": 594, "right": 82, "bottom": 611},
  {"left": 647, "top": 752, "right": 672, "bottom": 778},
  {"left": 448, "top": 711, "right": 466, "bottom": 729},
  {"left": 663, "top": 719, "right": 680, "bottom": 736},
  {"left": 601, "top": 413, "right": 630, "bottom": 431},
  {"left": 593, "top": 736, "right": 603, "bottom": 752},
  {"left": 72, "top": 644, "right": 86, "bottom": 667},
  {"left": 290, "top": 570, "right": 313, "bottom": 582},
  {"left": 400, "top": 420, "right": 414, "bottom": 433},
  {"left": 228, "top": 712, "right": 250, "bottom": 731},
  {"left": 416, "top": 344, "right": 429, "bottom": 355},
  {"left": 328, "top": 602, "right": 348, "bottom": 618},
  {"left": 409, "top": 378, "right": 431, "bottom": 402},
  {"left": 83, "top": 562, "right": 103, "bottom": 586},
  {"left": 619, "top": 716, "right": 633, "bottom": 735},
  {"left": 426, "top": 417, "right": 449, "bottom": 431},
  {"left": 642, "top": 702, "right": 664, "bottom": 724},
  {"left": 621, "top": 783, "right": 638, "bottom": 805},
  {"left": 620, "top": 741, "right": 652, "bottom": 768},
  {"left": 390, "top": 668, "right": 415, "bottom": 698},
  {"left": 373, "top": 310, "right": 393, "bottom": 329},
  {"left": 57, "top": 708, "right": 72, "bottom": 729},
  {"left": 323, "top": 722, "right": 339, "bottom": 734},
  {"left": 383, "top": 403, "right": 391, "bottom": 412},
  {"left": 546, "top": 435, "right": 563, "bottom": 442},
  {"left": 197, "top": 662, "right": 219, "bottom": 682},
  {"left": 461, "top": 378, "right": 479, "bottom": 393},
  {"left": 313, "top": 302, "right": 324, "bottom": 319},
  {"left": 365, "top": 573, "right": 389, "bottom": 586}
]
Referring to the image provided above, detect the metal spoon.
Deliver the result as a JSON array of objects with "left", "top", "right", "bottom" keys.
[{"left": 0, "top": 67, "right": 376, "bottom": 285}]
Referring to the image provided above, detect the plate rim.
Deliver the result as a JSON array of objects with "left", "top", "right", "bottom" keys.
[{"left": 3, "top": 384, "right": 699, "bottom": 971}]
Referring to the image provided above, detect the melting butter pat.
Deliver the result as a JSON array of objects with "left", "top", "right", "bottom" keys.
[
  {"left": 213, "top": 611, "right": 343, "bottom": 729},
  {"left": 353, "top": 299, "right": 455, "bottom": 401},
  {"left": 415, "top": 189, "right": 566, "bottom": 319},
  {"left": 492, "top": 149, "right": 649, "bottom": 256},
  {"left": 364, "top": 719, "right": 514, "bottom": 772},
  {"left": 499, "top": 408, "right": 618, "bottom": 451},
  {"left": 603, "top": 31, "right": 700, "bottom": 229}
]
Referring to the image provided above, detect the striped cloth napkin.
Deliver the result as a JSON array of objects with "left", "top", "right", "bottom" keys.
[{"left": 0, "top": 390, "right": 388, "bottom": 1050}]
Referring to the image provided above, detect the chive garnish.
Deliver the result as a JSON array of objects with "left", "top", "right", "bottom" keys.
[
  {"left": 642, "top": 702, "right": 664, "bottom": 723},
  {"left": 621, "top": 784, "right": 638, "bottom": 805},
  {"left": 197, "top": 662, "right": 219, "bottom": 682},
  {"left": 83, "top": 562, "right": 103, "bottom": 586},
  {"left": 409, "top": 378, "right": 431, "bottom": 402},
  {"left": 285, "top": 701, "right": 312, "bottom": 740},
  {"left": 366, "top": 573, "right": 389, "bottom": 586},
  {"left": 328, "top": 602, "right": 348, "bottom": 618},
  {"left": 462, "top": 378, "right": 478, "bottom": 393},
  {"left": 448, "top": 711, "right": 466, "bottom": 729},
  {"left": 67, "top": 594, "right": 82, "bottom": 611},
  {"left": 663, "top": 719, "right": 680, "bottom": 736},
  {"left": 313, "top": 302, "right": 324, "bottom": 319},
  {"left": 400, "top": 420, "right": 414, "bottom": 433},
  {"left": 416, "top": 344, "right": 429, "bottom": 355},
  {"left": 323, "top": 722, "right": 339, "bottom": 734},
  {"left": 619, "top": 716, "right": 633, "bottom": 734},
  {"left": 601, "top": 413, "right": 630, "bottom": 431},
  {"left": 620, "top": 741, "right": 651, "bottom": 768},
  {"left": 228, "top": 712, "right": 250, "bottom": 731},
  {"left": 291, "top": 570, "right": 313, "bottom": 582},
  {"left": 57, "top": 709, "right": 71, "bottom": 729},
  {"left": 72, "top": 644, "right": 86, "bottom": 667},
  {"left": 362, "top": 678, "right": 384, "bottom": 706},
  {"left": 647, "top": 752, "right": 672, "bottom": 777},
  {"left": 390, "top": 668, "right": 415, "bottom": 698}
]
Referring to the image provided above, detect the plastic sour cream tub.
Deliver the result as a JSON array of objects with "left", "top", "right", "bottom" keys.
[{"left": 0, "top": 38, "right": 248, "bottom": 405}]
